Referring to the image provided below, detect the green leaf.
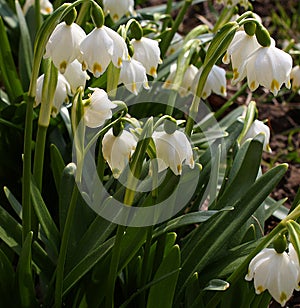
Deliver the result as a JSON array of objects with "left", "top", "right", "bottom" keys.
[
  {"left": 175, "top": 163, "right": 287, "bottom": 302},
  {"left": 0, "top": 16, "right": 23, "bottom": 102},
  {"left": 147, "top": 245, "right": 181, "bottom": 308},
  {"left": 31, "top": 178, "right": 60, "bottom": 261},
  {"left": 16, "top": 232, "right": 38, "bottom": 307},
  {"left": 63, "top": 237, "right": 115, "bottom": 296},
  {"left": 4, "top": 186, "right": 22, "bottom": 219},
  {"left": 0, "top": 0, "right": 18, "bottom": 29},
  {"left": 286, "top": 220, "right": 300, "bottom": 264},
  {"left": 50, "top": 143, "right": 66, "bottom": 192},
  {"left": 16, "top": 0, "right": 33, "bottom": 89},
  {"left": 185, "top": 273, "right": 202, "bottom": 308},
  {"left": 0, "top": 247, "right": 15, "bottom": 306},
  {"left": 204, "top": 279, "right": 229, "bottom": 291}
]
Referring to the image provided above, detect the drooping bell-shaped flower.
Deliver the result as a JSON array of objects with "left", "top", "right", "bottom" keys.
[
  {"left": 152, "top": 129, "right": 194, "bottom": 175},
  {"left": 245, "top": 248, "right": 300, "bottom": 307},
  {"left": 80, "top": 27, "right": 114, "bottom": 78},
  {"left": 103, "top": 0, "right": 134, "bottom": 22},
  {"left": 83, "top": 88, "right": 117, "bottom": 128},
  {"left": 192, "top": 65, "right": 227, "bottom": 99},
  {"left": 242, "top": 39, "right": 293, "bottom": 95},
  {"left": 102, "top": 128, "right": 137, "bottom": 178},
  {"left": 35, "top": 73, "right": 71, "bottom": 117},
  {"left": 64, "top": 60, "right": 90, "bottom": 93},
  {"left": 290, "top": 65, "right": 300, "bottom": 93},
  {"left": 166, "top": 33, "right": 183, "bottom": 56},
  {"left": 131, "top": 37, "right": 162, "bottom": 78},
  {"left": 23, "top": 0, "right": 53, "bottom": 15},
  {"left": 163, "top": 63, "right": 198, "bottom": 97},
  {"left": 223, "top": 30, "right": 260, "bottom": 84},
  {"left": 119, "top": 59, "right": 150, "bottom": 95},
  {"left": 44, "top": 22, "right": 86, "bottom": 73},
  {"left": 242, "top": 119, "right": 272, "bottom": 152}
]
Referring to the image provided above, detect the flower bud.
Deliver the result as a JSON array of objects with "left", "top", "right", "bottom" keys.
[{"left": 273, "top": 234, "right": 287, "bottom": 254}]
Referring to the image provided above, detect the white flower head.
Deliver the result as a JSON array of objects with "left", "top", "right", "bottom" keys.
[
  {"left": 119, "top": 59, "right": 150, "bottom": 95},
  {"left": 152, "top": 129, "right": 194, "bottom": 175},
  {"left": 131, "top": 37, "right": 162, "bottom": 78},
  {"left": 242, "top": 119, "right": 272, "bottom": 152},
  {"left": 223, "top": 30, "right": 260, "bottom": 84},
  {"left": 243, "top": 39, "right": 293, "bottom": 96},
  {"left": 80, "top": 27, "right": 114, "bottom": 78},
  {"left": 245, "top": 248, "right": 300, "bottom": 307},
  {"left": 44, "top": 22, "right": 86, "bottom": 73},
  {"left": 163, "top": 64, "right": 198, "bottom": 97},
  {"left": 102, "top": 128, "right": 137, "bottom": 178},
  {"left": 83, "top": 89, "right": 117, "bottom": 128},
  {"left": 192, "top": 65, "right": 227, "bottom": 99},
  {"left": 103, "top": 0, "right": 134, "bottom": 22},
  {"left": 291, "top": 65, "right": 300, "bottom": 93},
  {"left": 23, "top": 0, "right": 53, "bottom": 15},
  {"left": 35, "top": 73, "right": 71, "bottom": 117},
  {"left": 64, "top": 60, "right": 90, "bottom": 93},
  {"left": 167, "top": 33, "right": 183, "bottom": 56}
]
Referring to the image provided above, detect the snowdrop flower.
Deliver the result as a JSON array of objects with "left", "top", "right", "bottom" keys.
[
  {"left": 35, "top": 73, "right": 71, "bottom": 117},
  {"left": 80, "top": 26, "right": 128, "bottom": 77},
  {"left": 131, "top": 37, "right": 162, "bottom": 78},
  {"left": 192, "top": 65, "right": 227, "bottom": 99},
  {"left": 152, "top": 129, "right": 194, "bottom": 175},
  {"left": 83, "top": 89, "right": 117, "bottom": 128},
  {"left": 223, "top": 30, "right": 260, "bottom": 84},
  {"left": 163, "top": 63, "right": 198, "bottom": 97},
  {"left": 291, "top": 65, "right": 300, "bottom": 93},
  {"left": 245, "top": 248, "right": 300, "bottom": 307},
  {"left": 44, "top": 22, "right": 86, "bottom": 73},
  {"left": 64, "top": 60, "right": 90, "bottom": 93},
  {"left": 103, "top": 0, "right": 134, "bottom": 22},
  {"left": 102, "top": 128, "right": 137, "bottom": 178},
  {"left": 241, "top": 39, "right": 292, "bottom": 95},
  {"left": 119, "top": 59, "right": 150, "bottom": 95},
  {"left": 167, "top": 33, "right": 183, "bottom": 56},
  {"left": 23, "top": 0, "right": 53, "bottom": 15},
  {"left": 242, "top": 119, "right": 272, "bottom": 152}
]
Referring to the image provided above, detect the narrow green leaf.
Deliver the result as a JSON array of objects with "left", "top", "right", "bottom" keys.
[
  {"left": 16, "top": 0, "right": 33, "bottom": 89},
  {"left": 147, "top": 245, "right": 181, "bottom": 308},
  {"left": 0, "top": 247, "right": 15, "bottom": 306},
  {"left": 185, "top": 273, "right": 202, "bottom": 308},
  {"left": 50, "top": 143, "right": 66, "bottom": 192},
  {"left": 286, "top": 220, "right": 300, "bottom": 264},
  {"left": 4, "top": 186, "right": 22, "bottom": 219},
  {"left": 0, "top": 16, "right": 23, "bottom": 102},
  {"left": 31, "top": 178, "right": 60, "bottom": 260},
  {"left": 16, "top": 232, "right": 37, "bottom": 307}
]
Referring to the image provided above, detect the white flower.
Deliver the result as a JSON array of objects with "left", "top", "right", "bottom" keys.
[
  {"left": 152, "top": 129, "right": 194, "bottom": 175},
  {"left": 242, "top": 39, "right": 293, "bottom": 96},
  {"left": 23, "top": 0, "right": 53, "bottom": 15},
  {"left": 80, "top": 26, "right": 128, "bottom": 77},
  {"left": 245, "top": 248, "right": 300, "bottom": 307},
  {"left": 242, "top": 119, "right": 272, "bottom": 152},
  {"left": 80, "top": 27, "right": 114, "bottom": 77},
  {"left": 131, "top": 37, "right": 162, "bottom": 78},
  {"left": 192, "top": 65, "right": 227, "bottom": 99},
  {"left": 119, "top": 59, "right": 150, "bottom": 95},
  {"left": 44, "top": 22, "right": 86, "bottom": 73},
  {"left": 64, "top": 60, "right": 90, "bottom": 93},
  {"left": 103, "top": 0, "right": 134, "bottom": 22},
  {"left": 163, "top": 64, "right": 198, "bottom": 97},
  {"left": 35, "top": 73, "right": 71, "bottom": 117},
  {"left": 83, "top": 89, "right": 117, "bottom": 128},
  {"left": 102, "top": 128, "right": 137, "bottom": 178},
  {"left": 223, "top": 30, "right": 260, "bottom": 84},
  {"left": 291, "top": 65, "right": 300, "bottom": 93},
  {"left": 167, "top": 33, "right": 183, "bottom": 56},
  {"left": 216, "top": 0, "right": 250, "bottom": 7}
]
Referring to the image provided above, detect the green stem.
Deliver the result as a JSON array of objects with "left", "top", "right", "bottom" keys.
[
  {"left": 76, "top": 1, "right": 90, "bottom": 26},
  {"left": 214, "top": 83, "right": 248, "bottom": 119},
  {"left": 165, "top": 89, "right": 178, "bottom": 116},
  {"left": 22, "top": 95, "right": 34, "bottom": 243},
  {"left": 33, "top": 126, "right": 47, "bottom": 190},
  {"left": 54, "top": 185, "right": 79, "bottom": 307},
  {"left": 107, "top": 62, "right": 120, "bottom": 98},
  {"left": 105, "top": 224, "right": 126, "bottom": 308},
  {"left": 160, "top": 0, "right": 192, "bottom": 58},
  {"left": 185, "top": 95, "right": 200, "bottom": 137},
  {"left": 34, "top": 0, "right": 41, "bottom": 33}
]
